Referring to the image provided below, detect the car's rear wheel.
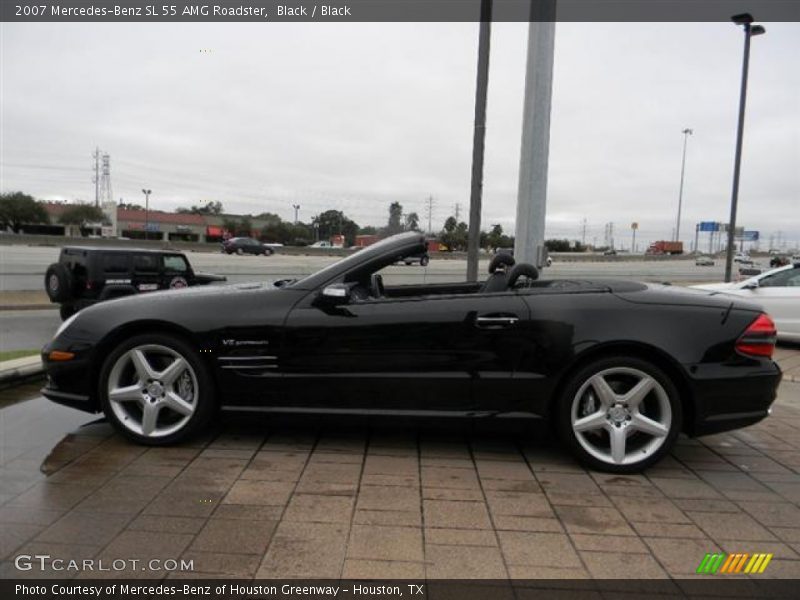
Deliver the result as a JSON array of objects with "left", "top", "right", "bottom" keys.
[
  {"left": 99, "top": 334, "right": 215, "bottom": 445},
  {"left": 420, "top": 256, "right": 430, "bottom": 267},
  {"left": 236, "top": 248, "right": 244, "bottom": 255},
  {"left": 557, "top": 356, "right": 681, "bottom": 473}
]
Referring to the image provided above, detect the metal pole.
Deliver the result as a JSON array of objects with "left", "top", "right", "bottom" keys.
[
  {"left": 515, "top": 1, "right": 556, "bottom": 268},
  {"left": 632, "top": 229, "right": 636, "bottom": 254},
  {"left": 694, "top": 223, "right": 700, "bottom": 254},
  {"left": 466, "top": 0, "right": 492, "bottom": 282},
  {"left": 675, "top": 128, "right": 692, "bottom": 242},
  {"left": 94, "top": 147, "right": 100, "bottom": 207},
  {"left": 725, "top": 21, "right": 755, "bottom": 282},
  {"left": 142, "top": 189, "right": 151, "bottom": 240}
]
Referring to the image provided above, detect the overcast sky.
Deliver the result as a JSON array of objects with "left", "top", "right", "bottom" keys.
[{"left": 1, "top": 21, "right": 798, "bottom": 247}]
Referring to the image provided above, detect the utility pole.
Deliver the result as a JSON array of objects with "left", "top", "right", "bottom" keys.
[
  {"left": 466, "top": 0, "right": 492, "bottom": 282},
  {"left": 142, "top": 189, "right": 152, "bottom": 240},
  {"left": 454, "top": 203, "right": 461, "bottom": 222},
  {"left": 292, "top": 204, "right": 300, "bottom": 224},
  {"left": 693, "top": 223, "right": 700, "bottom": 254},
  {"left": 674, "top": 128, "right": 693, "bottom": 242},
  {"left": 92, "top": 147, "right": 100, "bottom": 207},
  {"left": 515, "top": 1, "right": 556, "bottom": 269},
  {"left": 426, "top": 196, "right": 434, "bottom": 234},
  {"left": 581, "top": 217, "right": 587, "bottom": 246}
]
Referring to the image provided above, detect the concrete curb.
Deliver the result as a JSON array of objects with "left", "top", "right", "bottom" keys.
[
  {"left": 0, "top": 355, "right": 44, "bottom": 385},
  {"left": 0, "top": 304, "right": 54, "bottom": 311}
]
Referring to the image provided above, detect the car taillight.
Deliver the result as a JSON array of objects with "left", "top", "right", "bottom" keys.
[{"left": 735, "top": 313, "right": 777, "bottom": 358}]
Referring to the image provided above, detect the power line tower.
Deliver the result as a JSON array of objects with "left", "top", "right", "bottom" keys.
[
  {"left": 454, "top": 202, "right": 461, "bottom": 222},
  {"left": 98, "top": 153, "right": 113, "bottom": 206},
  {"left": 581, "top": 218, "right": 587, "bottom": 245},
  {"left": 426, "top": 196, "right": 434, "bottom": 234},
  {"left": 92, "top": 147, "right": 100, "bottom": 206}
]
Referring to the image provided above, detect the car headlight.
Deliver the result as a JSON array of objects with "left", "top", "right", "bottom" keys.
[{"left": 54, "top": 312, "right": 79, "bottom": 339}]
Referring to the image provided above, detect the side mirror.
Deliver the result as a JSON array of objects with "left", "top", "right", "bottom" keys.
[
  {"left": 743, "top": 281, "right": 759, "bottom": 290},
  {"left": 319, "top": 284, "right": 350, "bottom": 304}
]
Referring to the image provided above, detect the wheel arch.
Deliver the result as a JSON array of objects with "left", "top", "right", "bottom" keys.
[{"left": 549, "top": 341, "right": 695, "bottom": 434}]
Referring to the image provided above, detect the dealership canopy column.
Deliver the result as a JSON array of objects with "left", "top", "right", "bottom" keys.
[{"left": 515, "top": 6, "right": 555, "bottom": 268}]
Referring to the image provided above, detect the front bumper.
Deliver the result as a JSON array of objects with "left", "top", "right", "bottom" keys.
[{"left": 40, "top": 342, "right": 99, "bottom": 414}]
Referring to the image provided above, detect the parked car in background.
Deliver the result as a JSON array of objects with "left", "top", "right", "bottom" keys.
[
  {"left": 734, "top": 253, "right": 753, "bottom": 265},
  {"left": 45, "top": 247, "right": 226, "bottom": 320},
  {"left": 42, "top": 232, "right": 781, "bottom": 473},
  {"left": 692, "top": 262, "right": 800, "bottom": 342},
  {"left": 603, "top": 249, "right": 617, "bottom": 256},
  {"left": 309, "top": 241, "right": 333, "bottom": 249},
  {"left": 222, "top": 237, "right": 274, "bottom": 255},
  {"left": 695, "top": 255, "right": 715, "bottom": 266}
]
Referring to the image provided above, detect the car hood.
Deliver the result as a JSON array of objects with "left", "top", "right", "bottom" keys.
[{"left": 58, "top": 280, "right": 302, "bottom": 343}]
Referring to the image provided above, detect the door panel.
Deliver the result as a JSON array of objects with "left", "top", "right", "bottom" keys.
[{"left": 281, "top": 292, "right": 530, "bottom": 412}]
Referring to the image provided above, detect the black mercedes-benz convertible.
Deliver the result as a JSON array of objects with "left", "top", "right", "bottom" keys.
[{"left": 42, "top": 232, "right": 781, "bottom": 472}]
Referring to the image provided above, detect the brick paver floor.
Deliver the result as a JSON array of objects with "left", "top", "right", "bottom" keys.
[{"left": 1, "top": 379, "right": 799, "bottom": 581}]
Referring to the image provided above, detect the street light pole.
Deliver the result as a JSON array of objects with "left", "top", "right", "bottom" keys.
[
  {"left": 142, "top": 189, "right": 151, "bottom": 240},
  {"left": 675, "top": 128, "right": 693, "bottom": 242},
  {"left": 724, "top": 13, "right": 765, "bottom": 282},
  {"left": 292, "top": 204, "right": 300, "bottom": 224},
  {"left": 466, "top": 0, "right": 493, "bottom": 282}
]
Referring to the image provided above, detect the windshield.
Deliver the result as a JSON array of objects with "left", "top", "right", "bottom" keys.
[{"left": 290, "top": 232, "right": 425, "bottom": 290}]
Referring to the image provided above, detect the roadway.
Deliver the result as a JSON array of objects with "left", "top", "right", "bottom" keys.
[
  {"left": 0, "top": 244, "right": 763, "bottom": 353},
  {"left": 0, "top": 244, "right": 756, "bottom": 291}
]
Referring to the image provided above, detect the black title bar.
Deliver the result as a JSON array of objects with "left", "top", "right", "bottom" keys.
[{"left": 3, "top": 0, "right": 800, "bottom": 23}]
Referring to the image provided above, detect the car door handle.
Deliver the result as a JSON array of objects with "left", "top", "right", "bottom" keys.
[{"left": 475, "top": 316, "right": 519, "bottom": 329}]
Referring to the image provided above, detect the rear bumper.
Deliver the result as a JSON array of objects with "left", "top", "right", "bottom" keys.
[{"left": 688, "top": 361, "right": 782, "bottom": 436}]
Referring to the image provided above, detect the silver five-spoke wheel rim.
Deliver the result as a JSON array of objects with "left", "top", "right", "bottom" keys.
[
  {"left": 107, "top": 344, "right": 198, "bottom": 438},
  {"left": 571, "top": 367, "right": 671, "bottom": 466}
]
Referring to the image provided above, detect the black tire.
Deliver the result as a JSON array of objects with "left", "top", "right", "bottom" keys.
[
  {"left": 236, "top": 248, "right": 244, "bottom": 255},
  {"left": 420, "top": 256, "right": 430, "bottom": 267},
  {"left": 59, "top": 304, "right": 77, "bottom": 321},
  {"left": 98, "top": 333, "right": 216, "bottom": 445},
  {"left": 556, "top": 355, "right": 682, "bottom": 474},
  {"left": 44, "top": 263, "right": 73, "bottom": 302}
]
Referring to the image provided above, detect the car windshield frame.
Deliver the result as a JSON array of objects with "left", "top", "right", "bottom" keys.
[{"left": 289, "top": 232, "right": 426, "bottom": 290}]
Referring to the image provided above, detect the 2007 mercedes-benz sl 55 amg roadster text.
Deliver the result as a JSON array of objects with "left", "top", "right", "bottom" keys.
[{"left": 42, "top": 232, "right": 782, "bottom": 473}]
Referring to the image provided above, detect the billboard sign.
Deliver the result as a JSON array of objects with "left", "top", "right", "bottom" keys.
[
  {"left": 699, "top": 222, "right": 719, "bottom": 232},
  {"left": 737, "top": 230, "right": 759, "bottom": 241}
]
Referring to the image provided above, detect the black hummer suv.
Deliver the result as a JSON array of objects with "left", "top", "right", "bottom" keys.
[{"left": 45, "top": 247, "right": 226, "bottom": 320}]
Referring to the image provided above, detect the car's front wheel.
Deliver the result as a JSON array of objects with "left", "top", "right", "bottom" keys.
[
  {"left": 99, "top": 334, "right": 215, "bottom": 445},
  {"left": 557, "top": 356, "right": 681, "bottom": 473}
]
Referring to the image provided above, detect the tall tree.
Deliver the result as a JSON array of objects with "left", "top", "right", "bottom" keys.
[
  {"left": 0, "top": 192, "right": 49, "bottom": 232},
  {"left": 58, "top": 204, "right": 107, "bottom": 228},
  {"left": 176, "top": 201, "right": 224, "bottom": 215},
  {"left": 405, "top": 212, "right": 420, "bottom": 232},
  {"left": 313, "top": 210, "right": 359, "bottom": 246},
  {"left": 386, "top": 201, "right": 404, "bottom": 235}
]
